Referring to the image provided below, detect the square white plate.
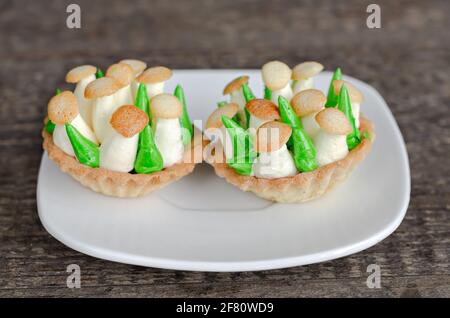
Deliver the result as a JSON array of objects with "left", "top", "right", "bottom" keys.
[{"left": 37, "top": 70, "right": 410, "bottom": 272}]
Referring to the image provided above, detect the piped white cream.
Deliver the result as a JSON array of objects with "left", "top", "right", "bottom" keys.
[
  {"left": 313, "top": 130, "right": 348, "bottom": 166},
  {"left": 91, "top": 95, "right": 117, "bottom": 143},
  {"left": 53, "top": 114, "right": 98, "bottom": 157},
  {"left": 73, "top": 74, "right": 96, "bottom": 127},
  {"left": 301, "top": 112, "right": 321, "bottom": 138},
  {"left": 271, "top": 83, "right": 293, "bottom": 105},
  {"left": 230, "top": 88, "right": 247, "bottom": 127},
  {"left": 252, "top": 145, "right": 297, "bottom": 179},
  {"left": 99, "top": 131, "right": 138, "bottom": 172},
  {"left": 292, "top": 77, "right": 314, "bottom": 94},
  {"left": 154, "top": 118, "right": 184, "bottom": 168}
]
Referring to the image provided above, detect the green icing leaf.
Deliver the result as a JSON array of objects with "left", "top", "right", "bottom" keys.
[
  {"left": 264, "top": 86, "right": 272, "bottom": 100},
  {"left": 325, "top": 67, "right": 342, "bottom": 108},
  {"left": 95, "top": 68, "right": 104, "bottom": 79},
  {"left": 135, "top": 83, "right": 150, "bottom": 117},
  {"left": 174, "top": 84, "right": 193, "bottom": 145},
  {"left": 221, "top": 116, "right": 256, "bottom": 176},
  {"left": 338, "top": 84, "right": 360, "bottom": 150},
  {"left": 134, "top": 125, "right": 164, "bottom": 174},
  {"left": 65, "top": 124, "right": 99, "bottom": 168}
]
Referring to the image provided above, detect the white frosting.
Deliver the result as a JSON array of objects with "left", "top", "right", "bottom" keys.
[
  {"left": 114, "top": 84, "right": 134, "bottom": 107},
  {"left": 313, "top": 130, "right": 348, "bottom": 166},
  {"left": 99, "top": 131, "right": 138, "bottom": 172},
  {"left": 352, "top": 102, "right": 360, "bottom": 128},
  {"left": 145, "top": 82, "right": 165, "bottom": 99},
  {"left": 53, "top": 114, "right": 98, "bottom": 157},
  {"left": 230, "top": 88, "right": 247, "bottom": 127},
  {"left": 74, "top": 74, "right": 96, "bottom": 127},
  {"left": 292, "top": 77, "right": 314, "bottom": 94},
  {"left": 248, "top": 115, "right": 269, "bottom": 136},
  {"left": 154, "top": 118, "right": 184, "bottom": 168},
  {"left": 271, "top": 83, "right": 293, "bottom": 105},
  {"left": 301, "top": 112, "right": 321, "bottom": 138},
  {"left": 91, "top": 95, "right": 116, "bottom": 143},
  {"left": 252, "top": 145, "right": 297, "bottom": 179}
]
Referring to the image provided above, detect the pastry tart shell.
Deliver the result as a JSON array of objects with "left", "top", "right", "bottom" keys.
[
  {"left": 42, "top": 126, "right": 203, "bottom": 198},
  {"left": 205, "top": 116, "right": 375, "bottom": 203}
]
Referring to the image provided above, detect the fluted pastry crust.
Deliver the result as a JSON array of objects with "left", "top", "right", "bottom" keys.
[
  {"left": 42, "top": 124, "right": 202, "bottom": 198},
  {"left": 205, "top": 116, "right": 375, "bottom": 203}
]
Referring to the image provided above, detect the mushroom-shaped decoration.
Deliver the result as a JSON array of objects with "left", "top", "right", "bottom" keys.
[
  {"left": 291, "top": 89, "right": 326, "bottom": 138},
  {"left": 291, "top": 61, "right": 323, "bottom": 94},
  {"left": 261, "top": 61, "right": 293, "bottom": 104}
]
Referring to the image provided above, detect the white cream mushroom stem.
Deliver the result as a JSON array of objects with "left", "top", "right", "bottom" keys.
[
  {"left": 205, "top": 103, "right": 239, "bottom": 162},
  {"left": 252, "top": 121, "right": 297, "bottom": 179},
  {"left": 119, "top": 59, "right": 147, "bottom": 101},
  {"left": 136, "top": 66, "right": 173, "bottom": 100},
  {"left": 291, "top": 61, "right": 324, "bottom": 94},
  {"left": 313, "top": 108, "right": 353, "bottom": 167},
  {"left": 290, "top": 89, "right": 326, "bottom": 138},
  {"left": 99, "top": 105, "right": 148, "bottom": 173},
  {"left": 245, "top": 99, "right": 280, "bottom": 136},
  {"left": 48, "top": 91, "right": 98, "bottom": 156},
  {"left": 262, "top": 61, "right": 293, "bottom": 105},
  {"left": 65, "top": 65, "right": 97, "bottom": 127},
  {"left": 106, "top": 63, "right": 134, "bottom": 108},
  {"left": 222, "top": 76, "right": 249, "bottom": 128},
  {"left": 332, "top": 80, "right": 364, "bottom": 128},
  {"left": 85, "top": 77, "right": 121, "bottom": 143},
  {"left": 150, "top": 94, "right": 184, "bottom": 168}
]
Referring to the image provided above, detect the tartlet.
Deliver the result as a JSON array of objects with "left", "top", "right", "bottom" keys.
[
  {"left": 204, "top": 61, "right": 375, "bottom": 203},
  {"left": 42, "top": 60, "right": 201, "bottom": 198}
]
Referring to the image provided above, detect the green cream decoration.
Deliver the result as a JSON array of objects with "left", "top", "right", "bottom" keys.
[
  {"left": 325, "top": 67, "right": 342, "bottom": 108},
  {"left": 65, "top": 124, "right": 99, "bottom": 168},
  {"left": 174, "top": 84, "right": 193, "bottom": 145}
]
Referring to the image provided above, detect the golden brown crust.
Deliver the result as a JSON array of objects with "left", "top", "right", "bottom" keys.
[
  {"left": 110, "top": 105, "right": 148, "bottom": 137},
  {"left": 119, "top": 59, "right": 147, "bottom": 76},
  {"left": 137, "top": 66, "right": 172, "bottom": 84},
  {"left": 315, "top": 108, "right": 352, "bottom": 135},
  {"left": 150, "top": 94, "right": 182, "bottom": 119},
  {"left": 246, "top": 99, "right": 280, "bottom": 120},
  {"left": 106, "top": 63, "right": 134, "bottom": 87},
  {"left": 85, "top": 77, "right": 120, "bottom": 99},
  {"left": 291, "top": 89, "right": 326, "bottom": 116},
  {"left": 223, "top": 76, "right": 249, "bottom": 95},
  {"left": 42, "top": 127, "right": 203, "bottom": 198},
  {"left": 65, "top": 65, "right": 97, "bottom": 83},
  {"left": 205, "top": 116, "right": 375, "bottom": 203},
  {"left": 47, "top": 91, "right": 79, "bottom": 125},
  {"left": 332, "top": 80, "right": 364, "bottom": 104},
  {"left": 292, "top": 61, "right": 323, "bottom": 80},
  {"left": 205, "top": 103, "right": 239, "bottom": 129},
  {"left": 261, "top": 60, "right": 292, "bottom": 90},
  {"left": 255, "top": 121, "right": 291, "bottom": 153}
]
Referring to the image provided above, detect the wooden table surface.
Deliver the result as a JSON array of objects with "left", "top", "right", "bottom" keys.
[{"left": 0, "top": 0, "right": 449, "bottom": 297}]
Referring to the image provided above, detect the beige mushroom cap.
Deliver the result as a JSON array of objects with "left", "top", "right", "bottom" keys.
[
  {"left": 119, "top": 59, "right": 147, "bottom": 76},
  {"left": 315, "top": 108, "right": 352, "bottom": 135},
  {"left": 292, "top": 61, "right": 324, "bottom": 80},
  {"left": 65, "top": 65, "right": 97, "bottom": 83},
  {"left": 261, "top": 61, "right": 292, "bottom": 91},
  {"left": 149, "top": 94, "right": 182, "bottom": 119},
  {"left": 47, "top": 91, "right": 79, "bottom": 125},
  {"left": 255, "top": 121, "right": 292, "bottom": 153},
  {"left": 106, "top": 63, "right": 134, "bottom": 87},
  {"left": 205, "top": 103, "right": 239, "bottom": 129},
  {"left": 246, "top": 99, "right": 280, "bottom": 121},
  {"left": 110, "top": 105, "right": 148, "bottom": 138},
  {"left": 291, "top": 89, "right": 326, "bottom": 117},
  {"left": 332, "top": 80, "right": 364, "bottom": 104},
  {"left": 137, "top": 66, "right": 172, "bottom": 84},
  {"left": 223, "top": 76, "right": 249, "bottom": 95},
  {"left": 84, "top": 77, "right": 120, "bottom": 99}
]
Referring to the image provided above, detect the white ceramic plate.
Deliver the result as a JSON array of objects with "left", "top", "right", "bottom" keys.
[{"left": 37, "top": 70, "right": 410, "bottom": 272}]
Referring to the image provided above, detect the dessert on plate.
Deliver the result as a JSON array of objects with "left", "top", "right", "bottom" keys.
[
  {"left": 42, "top": 60, "right": 201, "bottom": 197},
  {"left": 204, "top": 61, "right": 375, "bottom": 203}
]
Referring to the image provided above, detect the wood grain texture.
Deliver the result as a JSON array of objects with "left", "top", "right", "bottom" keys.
[{"left": 0, "top": 0, "right": 449, "bottom": 297}]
